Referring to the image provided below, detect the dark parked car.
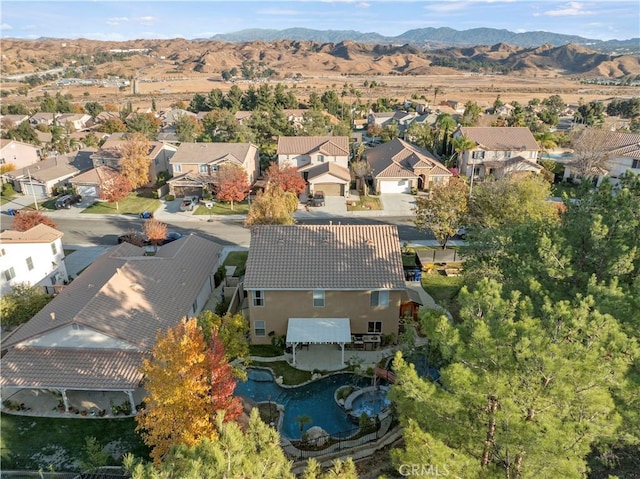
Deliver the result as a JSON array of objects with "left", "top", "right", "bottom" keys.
[
  {"left": 55, "top": 194, "right": 82, "bottom": 209},
  {"left": 310, "top": 191, "right": 325, "bottom": 207},
  {"left": 117, "top": 231, "right": 184, "bottom": 246}
]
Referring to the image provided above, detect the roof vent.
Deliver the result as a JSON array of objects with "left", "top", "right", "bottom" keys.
[{"left": 50, "top": 312, "right": 56, "bottom": 321}]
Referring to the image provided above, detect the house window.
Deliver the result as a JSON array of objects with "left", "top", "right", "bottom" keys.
[
  {"left": 318, "top": 155, "right": 325, "bottom": 163},
  {"left": 211, "top": 165, "right": 219, "bottom": 172},
  {"left": 313, "top": 290, "right": 325, "bottom": 307},
  {"left": 370, "top": 290, "right": 389, "bottom": 308},
  {"left": 0, "top": 248, "right": 5, "bottom": 256},
  {"left": 174, "top": 164, "right": 182, "bottom": 173},
  {"left": 51, "top": 243, "right": 58, "bottom": 255},
  {"left": 633, "top": 159, "right": 640, "bottom": 169},
  {"left": 3, "top": 267, "right": 16, "bottom": 281},
  {"left": 26, "top": 257, "right": 34, "bottom": 271},
  {"left": 368, "top": 321, "right": 382, "bottom": 333},
  {"left": 252, "top": 290, "right": 265, "bottom": 307},
  {"left": 199, "top": 164, "right": 208, "bottom": 173},
  {"left": 505, "top": 151, "right": 512, "bottom": 158},
  {"left": 472, "top": 151, "right": 485, "bottom": 159},
  {"left": 254, "top": 320, "right": 266, "bottom": 337}
]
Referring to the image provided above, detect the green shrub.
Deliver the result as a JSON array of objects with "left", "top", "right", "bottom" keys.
[
  {"left": 1, "top": 183, "right": 16, "bottom": 197},
  {"left": 165, "top": 194, "right": 175, "bottom": 201}
]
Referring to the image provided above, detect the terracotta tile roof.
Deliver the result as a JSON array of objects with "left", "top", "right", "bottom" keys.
[
  {"left": 0, "top": 347, "right": 145, "bottom": 390},
  {"left": 0, "top": 224, "right": 63, "bottom": 243},
  {"left": 298, "top": 162, "right": 351, "bottom": 182},
  {"left": 244, "top": 225, "right": 406, "bottom": 290},
  {"left": 276, "top": 136, "right": 349, "bottom": 156},
  {"left": 2, "top": 235, "right": 224, "bottom": 351},
  {"left": 69, "top": 165, "right": 119, "bottom": 185},
  {"left": 367, "top": 138, "right": 449, "bottom": 179},
  {"left": 170, "top": 142, "right": 257, "bottom": 164},
  {"left": 459, "top": 127, "right": 539, "bottom": 151}
]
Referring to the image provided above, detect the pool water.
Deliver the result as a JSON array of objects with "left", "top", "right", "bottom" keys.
[
  {"left": 350, "top": 388, "right": 391, "bottom": 418},
  {"left": 234, "top": 370, "right": 370, "bottom": 439}
]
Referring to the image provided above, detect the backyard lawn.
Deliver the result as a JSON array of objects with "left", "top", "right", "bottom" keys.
[
  {"left": 223, "top": 250, "right": 248, "bottom": 277},
  {"left": 258, "top": 360, "right": 312, "bottom": 385},
  {"left": 194, "top": 201, "right": 249, "bottom": 215},
  {"left": 82, "top": 193, "right": 160, "bottom": 215},
  {"left": 421, "top": 269, "right": 464, "bottom": 320},
  {"left": 0, "top": 413, "right": 148, "bottom": 471}
]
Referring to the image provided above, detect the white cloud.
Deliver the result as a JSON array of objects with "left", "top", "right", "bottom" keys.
[
  {"left": 536, "top": 2, "right": 595, "bottom": 17},
  {"left": 1, "top": 23, "right": 13, "bottom": 30},
  {"left": 136, "top": 16, "right": 159, "bottom": 26},
  {"left": 106, "top": 17, "right": 129, "bottom": 26},
  {"left": 359, "top": 2, "right": 371, "bottom": 7},
  {"left": 255, "top": 9, "right": 300, "bottom": 16},
  {"left": 424, "top": 2, "right": 469, "bottom": 13}
]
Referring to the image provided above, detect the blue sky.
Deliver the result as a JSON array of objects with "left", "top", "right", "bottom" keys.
[{"left": 1, "top": 1, "right": 638, "bottom": 41}]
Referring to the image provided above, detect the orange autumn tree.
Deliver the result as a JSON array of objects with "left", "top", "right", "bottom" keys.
[
  {"left": 264, "top": 162, "right": 306, "bottom": 195},
  {"left": 216, "top": 164, "right": 249, "bottom": 211},
  {"left": 136, "top": 318, "right": 241, "bottom": 464},
  {"left": 12, "top": 210, "right": 57, "bottom": 232}
]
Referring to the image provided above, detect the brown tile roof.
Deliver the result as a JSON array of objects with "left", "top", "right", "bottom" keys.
[
  {"left": 69, "top": 165, "right": 119, "bottom": 185},
  {"left": 170, "top": 142, "right": 257, "bottom": 165},
  {"left": 367, "top": 138, "right": 449, "bottom": 179},
  {"left": 577, "top": 130, "right": 640, "bottom": 158},
  {"left": 94, "top": 137, "right": 172, "bottom": 161},
  {"left": 0, "top": 224, "right": 63, "bottom": 243},
  {"left": 459, "top": 127, "right": 539, "bottom": 151},
  {"left": 7, "top": 149, "right": 96, "bottom": 182},
  {"left": 2, "top": 235, "right": 223, "bottom": 351},
  {"left": 276, "top": 136, "right": 349, "bottom": 156},
  {"left": 0, "top": 347, "right": 145, "bottom": 390},
  {"left": 298, "top": 162, "right": 351, "bottom": 182},
  {"left": 244, "top": 225, "right": 406, "bottom": 290}
]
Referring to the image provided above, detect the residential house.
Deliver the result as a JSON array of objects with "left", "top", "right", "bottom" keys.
[
  {"left": 90, "top": 134, "right": 177, "bottom": 186},
  {"left": 29, "top": 112, "right": 59, "bottom": 127},
  {"left": 368, "top": 111, "right": 417, "bottom": 130},
  {"left": 5, "top": 149, "right": 95, "bottom": 198},
  {"left": 158, "top": 108, "right": 196, "bottom": 127},
  {"left": 1, "top": 114, "right": 30, "bottom": 127},
  {"left": 243, "top": 225, "right": 406, "bottom": 365},
  {"left": 283, "top": 109, "right": 308, "bottom": 130},
  {"left": 93, "top": 111, "right": 120, "bottom": 125},
  {"left": 0, "top": 139, "right": 41, "bottom": 170},
  {"left": 56, "top": 113, "right": 92, "bottom": 131},
  {"left": 453, "top": 126, "right": 542, "bottom": 180},
  {"left": 0, "top": 235, "right": 224, "bottom": 414},
  {"left": 167, "top": 142, "right": 259, "bottom": 198},
  {"left": 69, "top": 165, "right": 120, "bottom": 198},
  {"left": 445, "top": 100, "right": 465, "bottom": 113},
  {"left": 562, "top": 130, "right": 640, "bottom": 186},
  {"left": 276, "top": 136, "right": 351, "bottom": 196},
  {"left": 0, "top": 224, "right": 68, "bottom": 295},
  {"left": 367, "top": 138, "right": 451, "bottom": 193}
]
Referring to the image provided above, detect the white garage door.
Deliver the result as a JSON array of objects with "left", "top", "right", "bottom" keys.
[
  {"left": 22, "top": 182, "right": 47, "bottom": 198},
  {"left": 380, "top": 179, "right": 411, "bottom": 194},
  {"left": 77, "top": 185, "right": 98, "bottom": 198}
]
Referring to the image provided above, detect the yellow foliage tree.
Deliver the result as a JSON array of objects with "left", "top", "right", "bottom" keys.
[
  {"left": 136, "top": 318, "right": 214, "bottom": 463},
  {"left": 120, "top": 132, "right": 152, "bottom": 189}
]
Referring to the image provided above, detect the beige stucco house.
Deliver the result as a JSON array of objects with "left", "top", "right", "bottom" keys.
[
  {"left": 243, "top": 224, "right": 406, "bottom": 366},
  {"left": 167, "top": 142, "right": 259, "bottom": 198},
  {"left": 0, "top": 139, "right": 41, "bottom": 170},
  {"left": 453, "top": 126, "right": 542, "bottom": 180},
  {"left": 276, "top": 136, "right": 351, "bottom": 196},
  {"left": 0, "top": 235, "right": 224, "bottom": 416},
  {"left": 367, "top": 138, "right": 451, "bottom": 193}
]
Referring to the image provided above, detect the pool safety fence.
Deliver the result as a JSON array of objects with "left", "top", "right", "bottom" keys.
[{"left": 284, "top": 413, "right": 393, "bottom": 460}]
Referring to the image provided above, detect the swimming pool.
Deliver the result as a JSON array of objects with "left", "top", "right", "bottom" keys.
[{"left": 234, "top": 369, "right": 371, "bottom": 439}]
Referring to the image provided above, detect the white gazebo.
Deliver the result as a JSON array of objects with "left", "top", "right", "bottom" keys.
[{"left": 286, "top": 318, "right": 352, "bottom": 367}]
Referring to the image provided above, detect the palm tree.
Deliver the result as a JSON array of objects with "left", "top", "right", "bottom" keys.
[
  {"left": 433, "top": 86, "right": 443, "bottom": 106},
  {"left": 451, "top": 135, "right": 476, "bottom": 170},
  {"left": 535, "top": 131, "right": 558, "bottom": 154}
]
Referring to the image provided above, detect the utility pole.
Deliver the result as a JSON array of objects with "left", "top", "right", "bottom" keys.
[{"left": 27, "top": 169, "right": 39, "bottom": 210}]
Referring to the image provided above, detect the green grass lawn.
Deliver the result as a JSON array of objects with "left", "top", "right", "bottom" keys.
[
  {"left": 81, "top": 193, "right": 160, "bottom": 215},
  {"left": 421, "top": 270, "right": 464, "bottom": 320},
  {"left": 551, "top": 182, "right": 580, "bottom": 199},
  {"left": 0, "top": 195, "right": 14, "bottom": 206},
  {"left": 249, "top": 344, "right": 284, "bottom": 357},
  {"left": 255, "top": 361, "right": 312, "bottom": 385},
  {"left": 194, "top": 201, "right": 249, "bottom": 215},
  {"left": 346, "top": 196, "right": 382, "bottom": 211},
  {"left": 223, "top": 251, "right": 248, "bottom": 277},
  {"left": 0, "top": 413, "right": 149, "bottom": 471}
]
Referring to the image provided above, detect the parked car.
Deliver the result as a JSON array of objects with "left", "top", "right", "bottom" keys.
[
  {"left": 139, "top": 211, "right": 154, "bottom": 219},
  {"left": 55, "top": 194, "right": 82, "bottom": 209},
  {"left": 456, "top": 226, "right": 468, "bottom": 239},
  {"left": 117, "top": 231, "right": 184, "bottom": 246},
  {"left": 179, "top": 196, "right": 199, "bottom": 212},
  {"left": 310, "top": 191, "right": 326, "bottom": 207}
]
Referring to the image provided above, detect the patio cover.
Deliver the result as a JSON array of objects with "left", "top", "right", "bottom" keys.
[
  {"left": 286, "top": 318, "right": 351, "bottom": 344},
  {"left": 287, "top": 318, "right": 351, "bottom": 367}
]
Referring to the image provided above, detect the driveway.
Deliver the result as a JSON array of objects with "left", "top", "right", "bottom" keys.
[{"left": 379, "top": 194, "right": 417, "bottom": 216}]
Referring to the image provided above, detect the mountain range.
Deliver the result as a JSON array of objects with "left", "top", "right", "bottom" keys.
[{"left": 207, "top": 27, "right": 640, "bottom": 54}]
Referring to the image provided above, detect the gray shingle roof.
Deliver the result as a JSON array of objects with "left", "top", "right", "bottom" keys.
[
  {"left": 244, "top": 225, "right": 406, "bottom": 290},
  {"left": 2, "top": 235, "right": 223, "bottom": 351},
  {"left": 0, "top": 347, "right": 145, "bottom": 390},
  {"left": 459, "top": 127, "right": 539, "bottom": 151},
  {"left": 276, "top": 136, "right": 349, "bottom": 156}
]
